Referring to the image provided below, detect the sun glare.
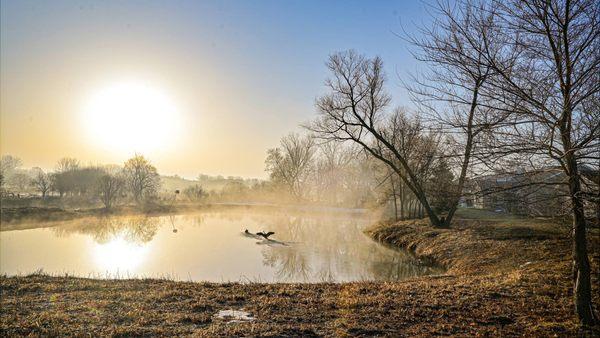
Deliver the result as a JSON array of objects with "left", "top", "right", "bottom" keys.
[
  {"left": 82, "top": 82, "right": 180, "bottom": 154},
  {"left": 92, "top": 236, "right": 150, "bottom": 274}
]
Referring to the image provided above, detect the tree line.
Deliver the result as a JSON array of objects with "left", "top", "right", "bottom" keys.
[
  {"left": 264, "top": 131, "right": 455, "bottom": 217},
  {"left": 0, "top": 154, "right": 161, "bottom": 209}
]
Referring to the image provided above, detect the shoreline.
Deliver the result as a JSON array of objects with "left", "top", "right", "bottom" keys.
[
  {"left": 2, "top": 216, "right": 598, "bottom": 335},
  {"left": 0, "top": 203, "right": 373, "bottom": 231}
]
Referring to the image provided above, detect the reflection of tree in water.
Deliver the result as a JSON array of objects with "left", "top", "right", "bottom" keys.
[
  {"left": 263, "top": 245, "right": 312, "bottom": 281},
  {"left": 122, "top": 216, "right": 159, "bottom": 243},
  {"left": 366, "top": 249, "right": 443, "bottom": 280},
  {"left": 190, "top": 214, "right": 205, "bottom": 227},
  {"left": 51, "top": 215, "right": 160, "bottom": 244},
  {"left": 255, "top": 212, "right": 440, "bottom": 282}
]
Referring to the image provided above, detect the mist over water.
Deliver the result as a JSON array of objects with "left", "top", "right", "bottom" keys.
[{"left": 0, "top": 209, "right": 442, "bottom": 282}]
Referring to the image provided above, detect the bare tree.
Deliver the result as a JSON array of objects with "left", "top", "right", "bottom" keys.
[
  {"left": 55, "top": 157, "right": 80, "bottom": 173},
  {"left": 373, "top": 165, "right": 403, "bottom": 221},
  {"left": 10, "top": 172, "right": 31, "bottom": 192},
  {"left": 123, "top": 155, "right": 161, "bottom": 203},
  {"left": 97, "top": 173, "right": 124, "bottom": 210},
  {"left": 312, "top": 142, "right": 357, "bottom": 205},
  {"left": 265, "top": 133, "right": 315, "bottom": 200},
  {"left": 31, "top": 168, "right": 51, "bottom": 198},
  {"left": 406, "top": 0, "right": 513, "bottom": 226},
  {"left": 308, "top": 53, "right": 448, "bottom": 227},
  {"left": 0, "top": 155, "right": 22, "bottom": 175},
  {"left": 465, "top": 0, "right": 600, "bottom": 325},
  {"left": 0, "top": 155, "right": 23, "bottom": 193}
]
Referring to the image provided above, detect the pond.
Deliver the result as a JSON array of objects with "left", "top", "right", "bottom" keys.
[{"left": 0, "top": 209, "right": 442, "bottom": 282}]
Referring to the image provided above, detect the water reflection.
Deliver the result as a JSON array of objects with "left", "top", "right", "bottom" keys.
[
  {"left": 51, "top": 215, "right": 161, "bottom": 244},
  {"left": 1, "top": 210, "right": 442, "bottom": 282},
  {"left": 92, "top": 236, "right": 150, "bottom": 272},
  {"left": 255, "top": 214, "right": 441, "bottom": 282}
]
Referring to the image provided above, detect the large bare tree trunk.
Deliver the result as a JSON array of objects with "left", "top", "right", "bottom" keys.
[
  {"left": 565, "top": 152, "right": 597, "bottom": 325},
  {"left": 443, "top": 84, "right": 481, "bottom": 227}
]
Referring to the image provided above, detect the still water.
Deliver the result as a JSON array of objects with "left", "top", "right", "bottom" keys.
[{"left": 0, "top": 209, "right": 442, "bottom": 282}]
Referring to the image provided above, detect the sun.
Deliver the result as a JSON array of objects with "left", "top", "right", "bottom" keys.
[{"left": 82, "top": 82, "right": 180, "bottom": 154}]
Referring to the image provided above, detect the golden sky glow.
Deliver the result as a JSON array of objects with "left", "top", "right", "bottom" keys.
[{"left": 0, "top": 1, "right": 424, "bottom": 178}]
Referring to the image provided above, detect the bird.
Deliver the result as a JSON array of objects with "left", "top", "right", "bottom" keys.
[{"left": 256, "top": 231, "right": 275, "bottom": 240}]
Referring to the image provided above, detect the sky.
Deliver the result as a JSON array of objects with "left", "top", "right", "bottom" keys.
[{"left": 1, "top": 0, "right": 434, "bottom": 179}]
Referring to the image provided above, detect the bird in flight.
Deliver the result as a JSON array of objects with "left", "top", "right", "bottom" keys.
[
  {"left": 244, "top": 229, "right": 275, "bottom": 239},
  {"left": 256, "top": 231, "right": 275, "bottom": 239}
]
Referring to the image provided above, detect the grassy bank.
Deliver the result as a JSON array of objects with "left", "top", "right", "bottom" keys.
[
  {"left": 367, "top": 217, "right": 599, "bottom": 335},
  {"left": 1, "top": 216, "right": 599, "bottom": 336}
]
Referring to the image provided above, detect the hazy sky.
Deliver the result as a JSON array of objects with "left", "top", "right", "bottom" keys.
[{"left": 1, "top": 0, "right": 433, "bottom": 179}]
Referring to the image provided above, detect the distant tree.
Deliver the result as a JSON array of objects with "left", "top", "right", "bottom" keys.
[
  {"left": 265, "top": 133, "right": 315, "bottom": 200},
  {"left": 55, "top": 157, "right": 80, "bottom": 173},
  {"left": 50, "top": 172, "right": 70, "bottom": 197},
  {"left": 0, "top": 155, "right": 23, "bottom": 192},
  {"left": 0, "top": 155, "right": 22, "bottom": 175},
  {"left": 31, "top": 168, "right": 51, "bottom": 198},
  {"left": 312, "top": 142, "right": 356, "bottom": 205},
  {"left": 373, "top": 166, "right": 403, "bottom": 221},
  {"left": 183, "top": 184, "right": 208, "bottom": 202},
  {"left": 10, "top": 172, "right": 31, "bottom": 192},
  {"left": 123, "top": 155, "right": 161, "bottom": 202},
  {"left": 72, "top": 167, "right": 105, "bottom": 196},
  {"left": 97, "top": 173, "right": 125, "bottom": 209},
  {"left": 53, "top": 159, "right": 108, "bottom": 198}
]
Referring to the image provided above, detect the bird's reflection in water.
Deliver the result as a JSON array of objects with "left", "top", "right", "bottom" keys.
[{"left": 168, "top": 215, "right": 178, "bottom": 233}]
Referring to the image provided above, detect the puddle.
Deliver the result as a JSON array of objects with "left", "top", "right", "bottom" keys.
[{"left": 214, "top": 309, "right": 255, "bottom": 323}]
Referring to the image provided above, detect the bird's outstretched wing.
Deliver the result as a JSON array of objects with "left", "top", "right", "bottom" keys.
[{"left": 256, "top": 231, "right": 275, "bottom": 239}]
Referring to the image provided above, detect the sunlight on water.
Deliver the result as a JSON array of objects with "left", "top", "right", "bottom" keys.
[{"left": 92, "top": 235, "right": 150, "bottom": 273}]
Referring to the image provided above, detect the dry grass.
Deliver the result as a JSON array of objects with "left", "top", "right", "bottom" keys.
[
  {"left": 1, "top": 215, "right": 599, "bottom": 336},
  {"left": 366, "top": 217, "right": 600, "bottom": 336}
]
